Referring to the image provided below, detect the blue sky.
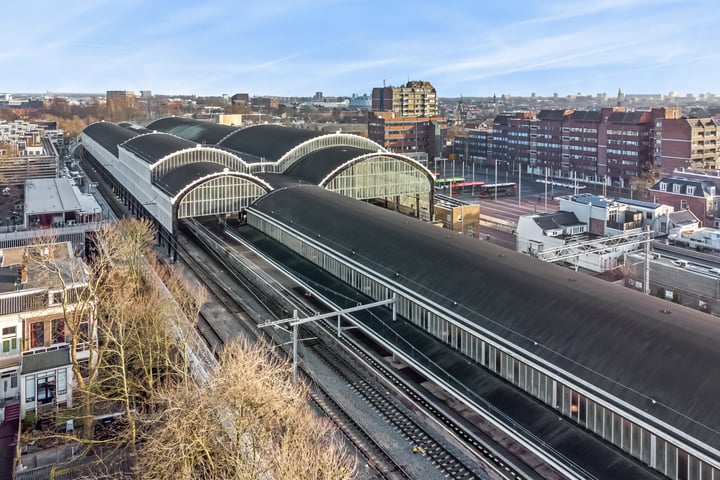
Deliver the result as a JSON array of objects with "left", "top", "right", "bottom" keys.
[{"left": 2, "top": 0, "right": 718, "bottom": 98}]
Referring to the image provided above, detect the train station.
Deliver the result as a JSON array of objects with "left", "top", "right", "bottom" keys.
[
  {"left": 78, "top": 119, "right": 720, "bottom": 480},
  {"left": 80, "top": 118, "right": 434, "bottom": 259}
]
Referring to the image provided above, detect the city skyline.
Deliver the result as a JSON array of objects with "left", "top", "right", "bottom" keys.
[{"left": 2, "top": 0, "right": 719, "bottom": 98}]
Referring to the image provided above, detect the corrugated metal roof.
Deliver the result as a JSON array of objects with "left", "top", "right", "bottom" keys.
[
  {"left": 146, "top": 117, "right": 237, "bottom": 144},
  {"left": 218, "top": 125, "right": 323, "bottom": 163},
  {"left": 153, "top": 162, "right": 227, "bottom": 196},
  {"left": 83, "top": 122, "right": 138, "bottom": 157},
  {"left": 122, "top": 133, "right": 197, "bottom": 164},
  {"left": 25, "top": 178, "right": 82, "bottom": 214},
  {"left": 248, "top": 185, "right": 720, "bottom": 449}
]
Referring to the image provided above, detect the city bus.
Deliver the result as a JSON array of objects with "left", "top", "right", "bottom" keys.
[
  {"left": 450, "top": 180, "right": 486, "bottom": 195},
  {"left": 479, "top": 182, "right": 517, "bottom": 198},
  {"left": 434, "top": 177, "right": 465, "bottom": 190}
]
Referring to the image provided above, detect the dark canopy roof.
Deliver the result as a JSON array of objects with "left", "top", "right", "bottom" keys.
[
  {"left": 608, "top": 111, "right": 647, "bottom": 124},
  {"left": 154, "top": 162, "right": 228, "bottom": 196},
  {"left": 21, "top": 346, "right": 71, "bottom": 375},
  {"left": 146, "top": 117, "right": 237, "bottom": 144},
  {"left": 83, "top": 122, "right": 139, "bottom": 157},
  {"left": 568, "top": 110, "right": 601, "bottom": 122},
  {"left": 218, "top": 125, "right": 323, "bottom": 162},
  {"left": 284, "top": 146, "right": 374, "bottom": 184},
  {"left": 122, "top": 133, "right": 197, "bottom": 164},
  {"left": 249, "top": 185, "right": 720, "bottom": 449},
  {"left": 537, "top": 109, "right": 569, "bottom": 121}
]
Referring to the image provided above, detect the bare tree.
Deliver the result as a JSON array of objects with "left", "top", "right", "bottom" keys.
[
  {"left": 22, "top": 219, "right": 352, "bottom": 479},
  {"left": 136, "top": 339, "right": 355, "bottom": 480}
]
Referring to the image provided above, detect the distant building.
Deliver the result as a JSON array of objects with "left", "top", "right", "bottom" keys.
[
  {"left": 251, "top": 96, "right": 280, "bottom": 112},
  {"left": 0, "top": 120, "right": 62, "bottom": 185},
  {"left": 372, "top": 81, "right": 438, "bottom": 117},
  {"left": 648, "top": 176, "right": 720, "bottom": 226},
  {"left": 452, "top": 127, "right": 491, "bottom": 163},
  {"left": 654, "top": 116, "right": 720, "bottom": 173},
  {"left": 348, "top": 94, "right": 371, "bottom": 109},
  {"left": 231, "top": 93, "right": 249, "bottom": 105},
  {"left": 489, "top": 107, "right": 680, "bottom": 188},
  {"left": 368, "top": 111, "right": 446, "bottom": 164},
  {"left": 105, "top": 90, "right": 137, "bottom": 122}
]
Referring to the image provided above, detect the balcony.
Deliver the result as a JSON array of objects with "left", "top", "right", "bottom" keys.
[{"left": 607, "top": 220, "right": 642, "bottom": 231}]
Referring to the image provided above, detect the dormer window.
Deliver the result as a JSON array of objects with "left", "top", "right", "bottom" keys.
[
  {"left": 659, "top": 182, "right": 667, "bottom": 191},
  {"left": 672, "top": 184, "right": 681, "bottom": 193},
  {"left": 686, "top": 186, "right": 696, "bottom": 195}
]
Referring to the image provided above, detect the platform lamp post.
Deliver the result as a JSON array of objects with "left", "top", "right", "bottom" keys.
[{"left": 494, "top": 159, "right": 498, "bottom": 201}]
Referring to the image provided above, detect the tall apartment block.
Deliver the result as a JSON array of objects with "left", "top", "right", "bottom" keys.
[
  {"left": 369, "top": 81, "right": 445, "bottom": 164},
  {"left": 105, "top": 90, "right": 137, "bottom": 122},
  {"left": 371, "top": 81, "right": 439, "bottom": 117}
]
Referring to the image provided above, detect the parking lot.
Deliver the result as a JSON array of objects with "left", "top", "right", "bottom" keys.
[{"left": 0, "top": 184, "right": 24, "bottom": 231}]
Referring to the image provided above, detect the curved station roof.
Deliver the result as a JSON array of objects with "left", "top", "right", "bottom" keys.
[
  {"left": 81, "top": 118, "right": 434, "bottom": 234},
  {"left": 250, "top": 185, "right": 720, "bottom": 453}
]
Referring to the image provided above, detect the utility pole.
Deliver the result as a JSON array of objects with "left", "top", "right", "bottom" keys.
[
  {"left": 644, "top": 225, "right": 651, "bottom": 295},
  {"left": 544, "top": 167, "right": 548, "bottom": 212}
]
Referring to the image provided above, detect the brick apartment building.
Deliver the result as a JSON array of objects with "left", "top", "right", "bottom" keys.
[
  {"left": 487, "top": 107, "right": 680, "bottom": 188},
  {"left": 369, "top": 81, "right": 446, "bottom": 164},
  {"left": 367, "top": 111, "right": 446, "bottom": 165},
  {"left": 452, "top": 127, "right": 492, "bottom": 163},
  {"left": 654, "top": 116, "right": 720, "bottom": 173}
]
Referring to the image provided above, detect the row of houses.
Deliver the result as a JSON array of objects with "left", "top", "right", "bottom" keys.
[{"left": 0, "top": 241, "right": 94, "bottom": 424}]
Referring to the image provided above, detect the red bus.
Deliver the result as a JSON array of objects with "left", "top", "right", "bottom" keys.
[{"left": 450, "top": 180, "right": 486, "bottom": 194}]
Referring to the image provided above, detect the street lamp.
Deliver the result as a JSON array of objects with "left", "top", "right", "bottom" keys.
[{"left": 494, "top": 159, "right": 498, "bottom": 201}]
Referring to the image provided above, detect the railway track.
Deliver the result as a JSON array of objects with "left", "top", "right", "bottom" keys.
[
  {"left": 178, "top": 221, "right": 426, "bottom": 479},
  {"left": 183, "top": 219, "right": 528, "bottom": 480},
  {"left": 81, "top": 154, "right": 532, "bottom": 479}
]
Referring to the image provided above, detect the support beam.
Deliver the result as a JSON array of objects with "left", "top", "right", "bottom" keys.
[{"left": 259, "top": 297, "right": 397, "bottom": 386}]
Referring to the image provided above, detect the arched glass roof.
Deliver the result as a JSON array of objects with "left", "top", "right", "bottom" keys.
[{"left": 284, "top": 146, "right": 374, "bottom": 184}]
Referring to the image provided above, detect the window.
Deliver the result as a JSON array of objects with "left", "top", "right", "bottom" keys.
[
  {"left": 25, "top": 375, "right": 35, "bottom": 402},
  {"left": 30, "top": 322, "right": 45, "bottom": 348},
  {"left": 686, "top": 186, "right": 696, "bottom": 195},
  {"left": 659, "top": 183, "right": 667, "bottom": 192},
  {"left": 51, "top": 318, "right": 65, "bottom": 344},
  {"left": 672, "top": 184, "right": 681, "bottom": 193},
  {"left": 57, "top": 369, "right": 67, "bottom": 395},
  {"left": 681, "top": 200, "right": 688, "bottom": 210},
  {"left": 2, "top": 326, "right": 17, "bottom": 353}
]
